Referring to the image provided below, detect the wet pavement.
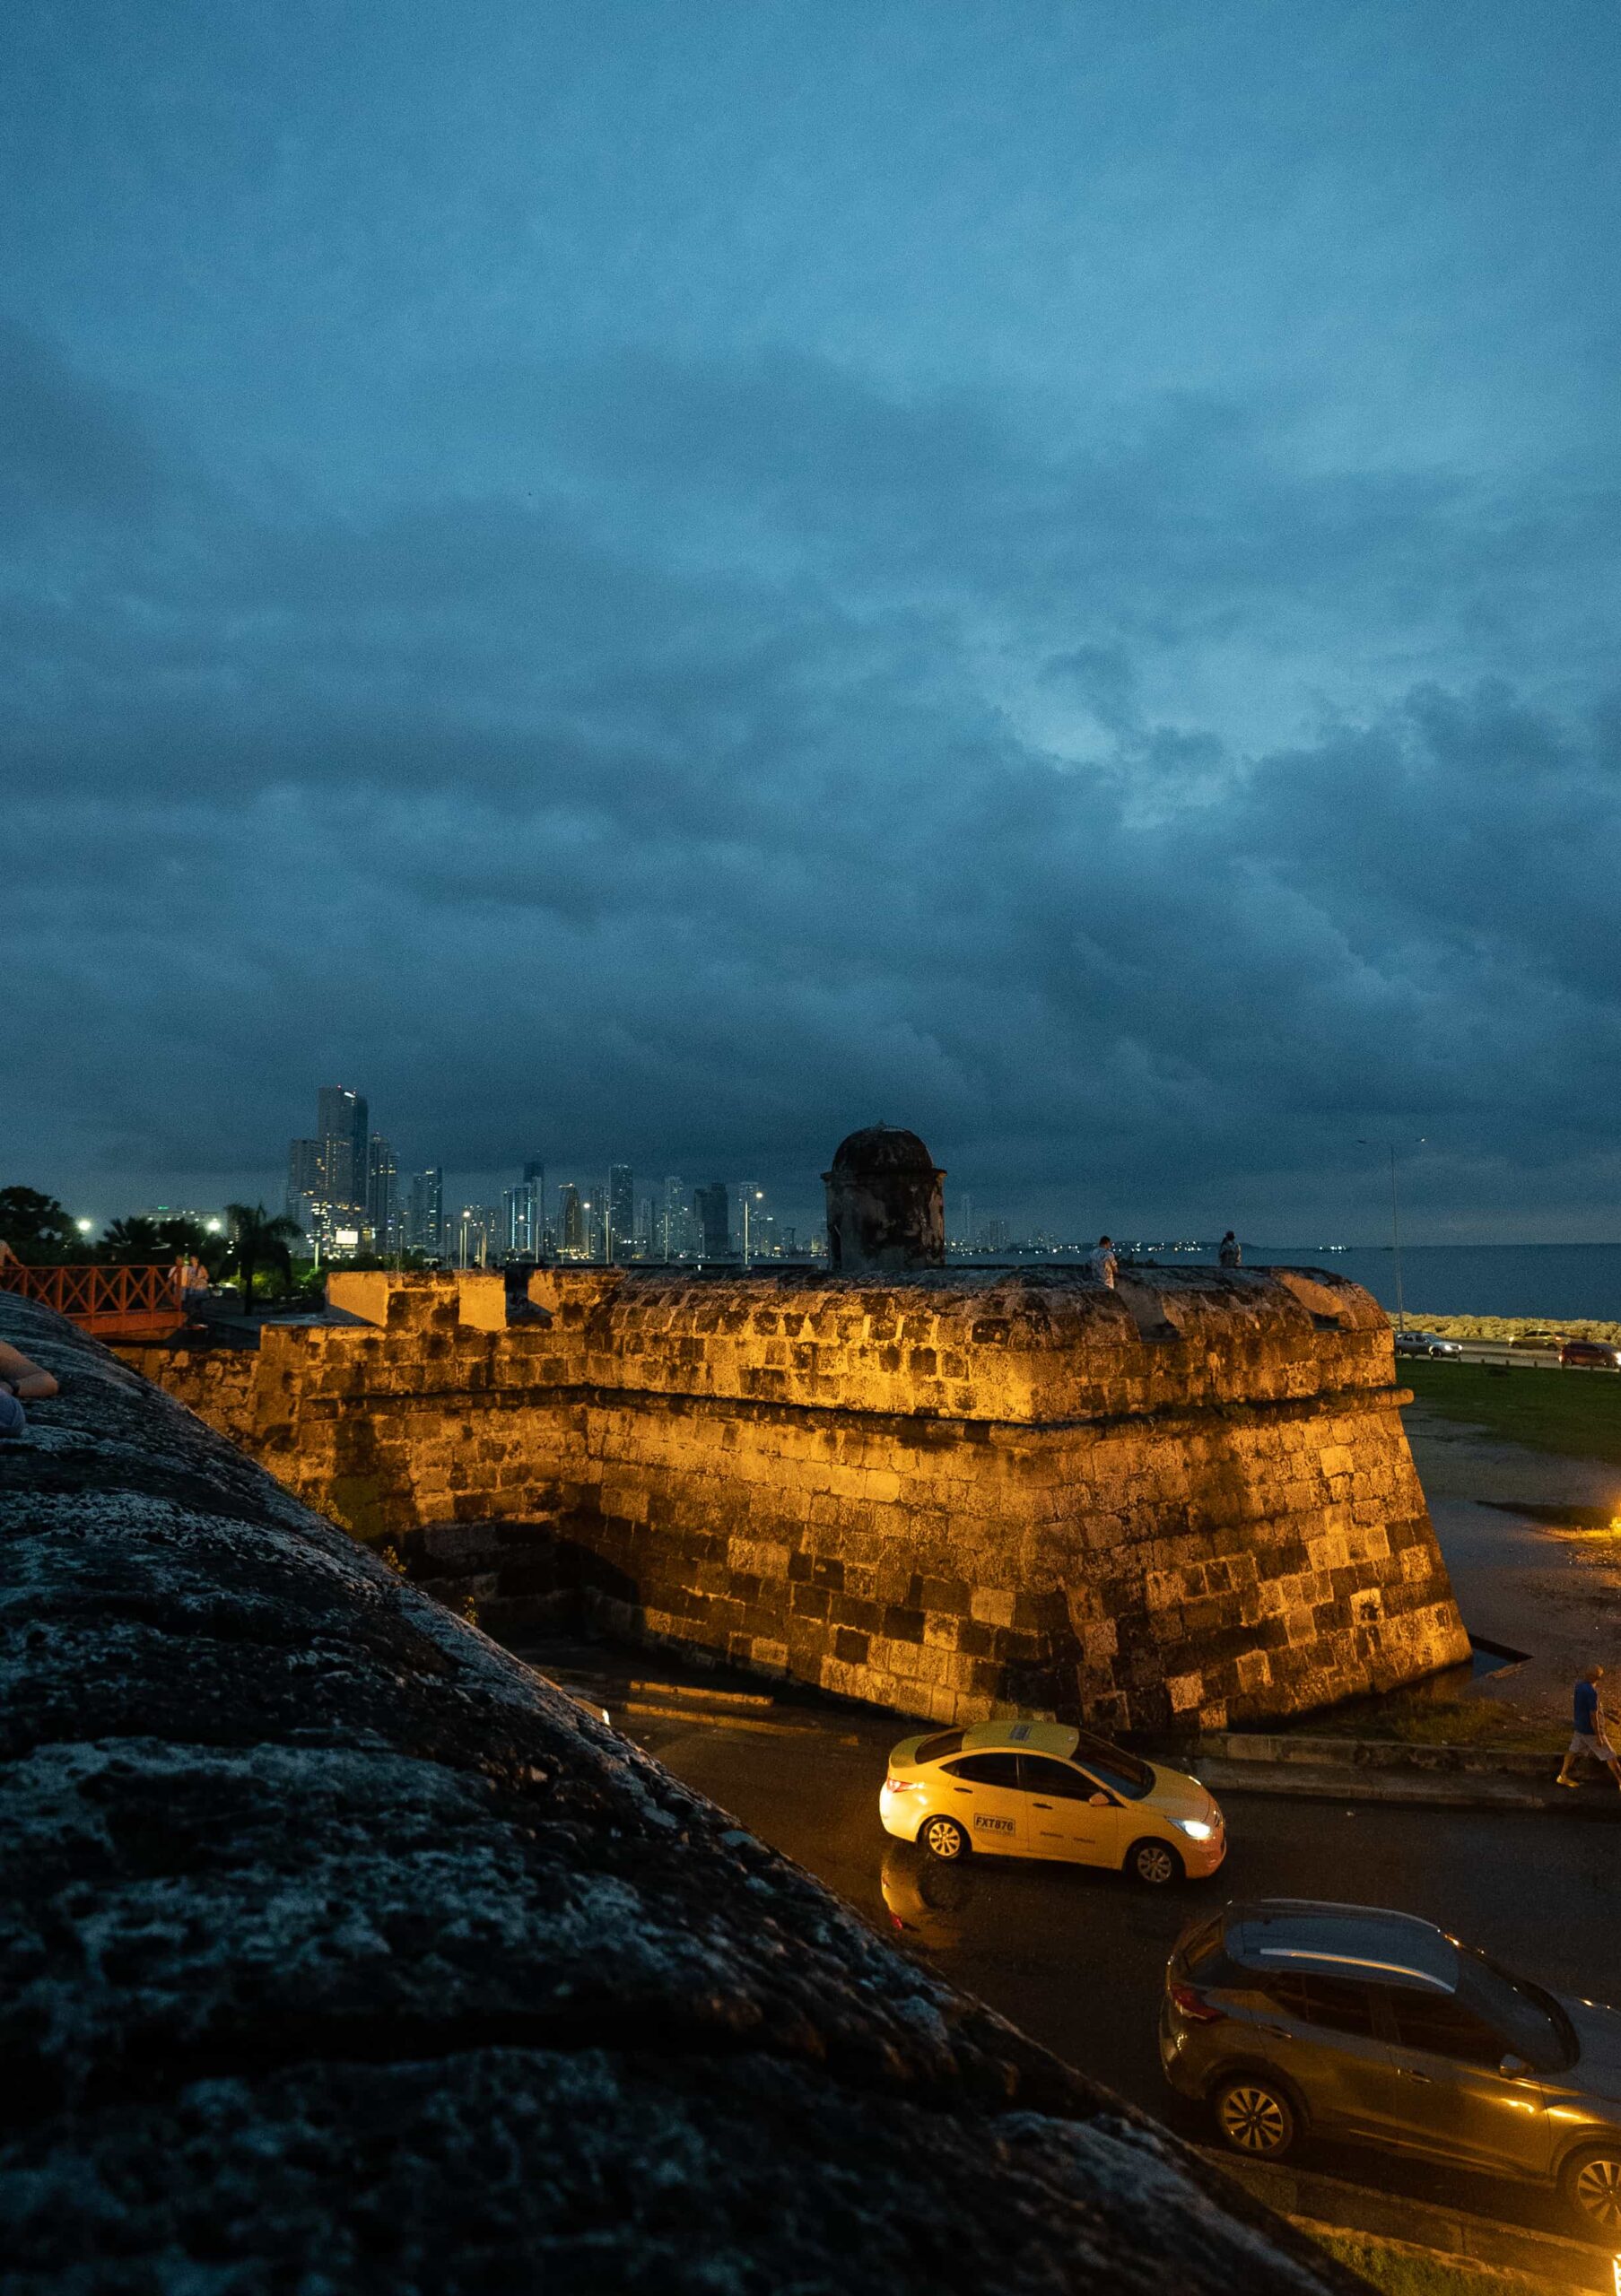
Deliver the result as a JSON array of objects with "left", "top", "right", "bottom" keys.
[{"left": 503, "top": 1626, "right": 1620, "bottom": 2246}]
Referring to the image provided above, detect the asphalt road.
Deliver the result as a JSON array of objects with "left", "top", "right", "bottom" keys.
[{"left": 510, "top": 1631, "right": 1619, "bottom": 2242}]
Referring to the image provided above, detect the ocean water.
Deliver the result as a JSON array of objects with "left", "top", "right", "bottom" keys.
[{"left": 1129, "top": 1243, "right": 1621, "bottom": 1322}]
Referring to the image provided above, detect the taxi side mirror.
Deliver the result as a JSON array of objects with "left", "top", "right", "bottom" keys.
[
  {"left": 1088, "top": 1792, "right": 1111, "bottom": 1807},
  {"left": 1499, "top": 2052, "right": 1531, "bottom": 2078}
]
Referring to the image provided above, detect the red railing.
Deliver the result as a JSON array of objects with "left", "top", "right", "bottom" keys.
[{"left": 0, "top": 1262, "right": 185, "bottom": 1337}]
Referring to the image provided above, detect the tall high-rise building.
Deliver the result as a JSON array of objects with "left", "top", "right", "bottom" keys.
[
  {"left": 285, "top": 1137, "right": 324, "bottom": 1239},
  {"left": 955, "top": 1192, "right": 974, "bottom": 1252},
  {"left": 607, "top": 1164, "right": 633, "bottom": 1264},
  {"left": 366, "top": 1135, "right": 397, "bottom": 1254},
  {"left": 660, "top": 1176, "right": 686, "bottom": 1258},
  {"left": 694, "top": 1180, "right": 730, "bottom": 1259},
  {"left": 557, "top": 1183, "right": 585, "bottom": 1257},
  {"left": 406, "top": 1168, "right": 443, "bottom": 1255},
  {"left": 503, "top": 1174, "right": 542, "bottom": 1258},
  {"left": 317, "top": 1087, "right": 369, "bottom": 1214},
  {"left": 734, "top": 1181, "right": 767, "bottom": 1266}
]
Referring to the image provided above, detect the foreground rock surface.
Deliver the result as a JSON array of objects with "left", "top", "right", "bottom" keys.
[{"left": 0, "top": 1296, "right": 1355, "bottom": 2294}]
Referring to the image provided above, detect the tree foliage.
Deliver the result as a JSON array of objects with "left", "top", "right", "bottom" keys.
[
  {"left": 0, "top": 1187, "right": 76, "bottom": 1264},
  {"left": 224, "top": 1202, "right": 303, "bottom": 1313}
]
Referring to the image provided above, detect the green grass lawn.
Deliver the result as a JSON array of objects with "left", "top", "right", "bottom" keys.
[{"left": 1401, "top": 1359, "right": 1621, "bottom": 1469}]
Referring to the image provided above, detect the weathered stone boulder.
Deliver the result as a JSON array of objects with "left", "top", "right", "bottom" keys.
[{"left": 0, "top": 1294, "right": 1355, "bottom": 2293}]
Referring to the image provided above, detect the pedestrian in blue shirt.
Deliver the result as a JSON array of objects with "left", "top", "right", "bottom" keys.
[{"left": 1556, "top": 1665, "right": 1621, "bottom": 1792}]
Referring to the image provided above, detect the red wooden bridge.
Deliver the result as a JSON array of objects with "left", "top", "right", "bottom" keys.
[{"left": 0, "top": 1262, "right": 185, "bottom": 1339}]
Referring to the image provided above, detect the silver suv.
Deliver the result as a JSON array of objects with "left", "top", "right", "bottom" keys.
[{"left": 1161, "top": 1899, "right": 1621, "bottom": 2237}]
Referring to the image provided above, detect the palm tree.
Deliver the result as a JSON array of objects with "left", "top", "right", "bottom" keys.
[
  {"left": 224, "top": 1203, "right": 303, "bottom": 1316},
  {"left": 100, "top": 1214, "right": 165, "bottom": 1264}
]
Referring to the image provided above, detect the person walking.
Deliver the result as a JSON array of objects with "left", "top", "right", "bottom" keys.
[
  {"left": 1556, "top": 1665, "right": 1621, "bottom": 1793},
  {"left": 1087, "top": 1235, "right": 1119, "bottom": 1289},
  {"left": 1218, "top": 1231, "right": 1242, "bottom": 1268}
]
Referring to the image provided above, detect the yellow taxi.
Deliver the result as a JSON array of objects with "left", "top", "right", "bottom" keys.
[{"left": 879, "top": 1718, "right": 1225, "bottom": 1886}]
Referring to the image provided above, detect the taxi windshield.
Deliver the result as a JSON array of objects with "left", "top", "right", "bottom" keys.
[{"left": 1071, "top": 1729, "right": 1153, "bottom": 1801}]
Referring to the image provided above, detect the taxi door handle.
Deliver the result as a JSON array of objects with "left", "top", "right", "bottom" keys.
[
  {"left": 953, "top": 1787, "right": 972, "bottom": 1796},
  {"left": 1258, "top": 2023, "right": 1290, "bottom": 2039},
  {"left": 1399, "top": 2069, "right": 1434, "bottom": 2083},
  {"left": 1032, "top": 1801, "right": 1052, "bottom": 1809}
]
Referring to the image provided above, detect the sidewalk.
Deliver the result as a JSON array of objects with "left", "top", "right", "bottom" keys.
[
  {"left": 1171, "top": 1730, "right": 1621, "bottom": 1816},
  {"left": 1198, "top": 2147, "right": 1610, "bottom": 2292}
]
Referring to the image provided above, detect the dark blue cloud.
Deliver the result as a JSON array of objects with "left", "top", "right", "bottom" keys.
[{"left": 4, "top": 4, "right": 1621, "bottom": 1238}]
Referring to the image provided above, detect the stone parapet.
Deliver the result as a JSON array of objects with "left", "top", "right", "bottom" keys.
[{"left": 115, "top": 1263, "right": 1470, "bottom": 1734}]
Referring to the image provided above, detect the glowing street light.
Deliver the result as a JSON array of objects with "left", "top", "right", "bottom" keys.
[
  {"left": 1357, "top": 1136, "right": 1426, "bottom": 1335},
  {"left": 75, "top": 1219, "right": 95, "bottom": 1236}
]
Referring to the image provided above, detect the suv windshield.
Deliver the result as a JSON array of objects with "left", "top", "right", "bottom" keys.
[
  {"left": 1071, "top": 1730, "right": 1153, "bottom": 1801},
  {"left": 1455, "top": 1950, "right": 1576, "bottom": 2073}
]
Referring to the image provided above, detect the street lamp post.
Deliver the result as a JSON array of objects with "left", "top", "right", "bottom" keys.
[{"left": 1357, "top": 1137, "right": 1425, "bottom": 1335}]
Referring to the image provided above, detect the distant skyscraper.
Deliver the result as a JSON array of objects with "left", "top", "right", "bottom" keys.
[
  {"left": 406, "top": 1168, "right": 443, "bottom": 1255},
  {"left": 285, "top": 1137, "right": 324, "bottom": 1238},
  {"left": 557, "top": 1182, "right": 585, "bottom": 1257},
  {"left": 366, "top": 1135, "right": 397, "bottom": 1253},
  {"left": 956, "top": 1192, "right": 974, "bottom": 1252},
  {"left": 694, "top": 1180, "right": 730, "bottom": 1259},
  {"left": 734, "top": 1181, "right": 766, "bottom": 1266},
  {"left": 317, "top": 1087, "right": 368, "bottom": 1215},
  {"left": 607, "top": 1164, "right": 633, "bottom": 1263},
  {"left": 660, "top": 1176, "right": 686, "bottom": 1258},
  {"left": 503, "top": 1173, "right": 542, "bottom": 1257}
]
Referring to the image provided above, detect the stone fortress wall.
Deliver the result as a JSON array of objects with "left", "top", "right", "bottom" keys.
[{"left": 121, "top": 1252, "right": 1470, "bottom": 1735}]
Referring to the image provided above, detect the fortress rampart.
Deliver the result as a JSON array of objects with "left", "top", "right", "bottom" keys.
[{"left": 119, "top": 1259, "right": 1470, "bottom": 1734}]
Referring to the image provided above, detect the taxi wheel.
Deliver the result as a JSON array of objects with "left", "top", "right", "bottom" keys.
[
  {"left": 1127, "top": 1838, "right": 1183, "bottom": 1888},
  {"left": 1561, "top": 2144, "right": 1621, "bottom": 2235},
  {"left": 1213, "top": 2074, "right": 1298, "bottom": 2161},
  {"left": 919, "top": 1814, "right": 970, "bottom": 1861}
]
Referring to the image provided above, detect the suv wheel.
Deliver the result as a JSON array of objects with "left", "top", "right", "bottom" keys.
[
  {"left": 1127, "top": 1838, "right": 1183, "bottom": 1887},
  {"left": 1562, "top": 2144, "right": 1621, "bottom": 2235},
  {"left": 919, "top": 1814, "right": 970, "bottom": 1861},
  {"left": 1214, "top": 2074, "right": 1298, "bottom": 2160}
]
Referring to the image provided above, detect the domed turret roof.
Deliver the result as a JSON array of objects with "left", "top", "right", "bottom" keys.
[{"left": 827, "top": 1125, "right": 938, "bottom": 1176}]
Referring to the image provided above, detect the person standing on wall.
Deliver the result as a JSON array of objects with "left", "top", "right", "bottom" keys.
[
  {"left": 1556, "top": 1665, "right": 1621, "bottom": 1793},
  {"left": 1218, "top": 1231, "right": 1242, "bottom": 1268},
  {"left": 1087, "top": 1235, "right": 1119, "bottom": 1288}
]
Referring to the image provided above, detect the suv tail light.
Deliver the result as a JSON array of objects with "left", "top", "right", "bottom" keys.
[{"left": 1169, "top": 1981, "right": 1224, "bottom": 2025}]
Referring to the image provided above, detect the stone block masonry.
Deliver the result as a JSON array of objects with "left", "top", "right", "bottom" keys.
[{"left": 118, "top": 1261, "right": 1470, "bottom": 1734}]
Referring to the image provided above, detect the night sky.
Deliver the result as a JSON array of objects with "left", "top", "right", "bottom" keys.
[{"left": 8, "top": 3, "right": 1621, "bottom": 1239}]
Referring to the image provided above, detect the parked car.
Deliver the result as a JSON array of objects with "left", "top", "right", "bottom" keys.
[
  {"left": 880, "top": 1718, "right": 1225, "bottom": 1885},
  {"left": 1392, "top": 1330, "right": 1462, "bottom": 1358},
  {"left": 1160, "top": 1898, "right": 1621, "bottom": 2235},
  {"left": 1561, "top": 1339, "right": 1621, "bottom": 1370}
]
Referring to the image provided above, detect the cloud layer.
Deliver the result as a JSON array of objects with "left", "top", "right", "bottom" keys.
[{"left": 5, "top": 5, "right": 1621, "bottom": 1236}]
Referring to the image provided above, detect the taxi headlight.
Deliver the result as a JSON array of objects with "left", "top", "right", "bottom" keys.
[{"left": 1173, "top": 1818, "right": 1215, "bottom": 1841}]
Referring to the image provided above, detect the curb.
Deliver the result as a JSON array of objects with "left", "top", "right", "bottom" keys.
[
  {"left": 1196, "top": 2147, "right": 1611, "bottom": 2291},
  {"left": 1147, "top": 1729, "right": 1621, "bottom": 1816}
]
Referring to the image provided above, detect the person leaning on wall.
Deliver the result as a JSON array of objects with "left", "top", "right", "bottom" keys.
[{"left": 0, "top": 1336, "right": 57, "bottom": 1439}]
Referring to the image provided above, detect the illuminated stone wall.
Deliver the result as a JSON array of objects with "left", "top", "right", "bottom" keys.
[{"left": 118, "top": 1263, "right": 1470, "bottom": 1733}]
